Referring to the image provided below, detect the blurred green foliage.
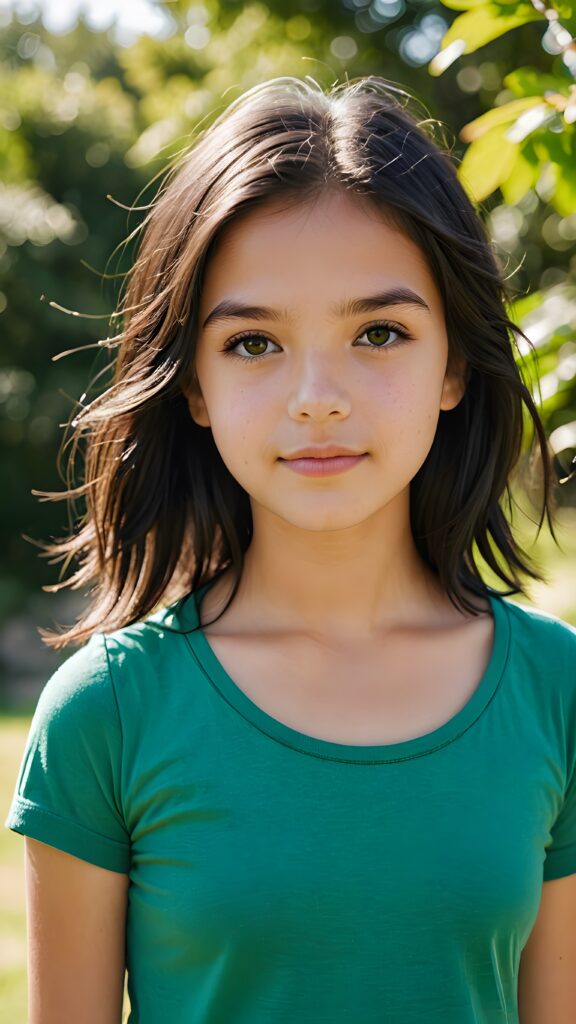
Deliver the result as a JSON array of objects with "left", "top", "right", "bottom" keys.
[
  {"left": 0, "top": 0, "right": 574, "bottom": 627},
  {"left": 430, "top": 0, "right": 576, "bottom": 504}
]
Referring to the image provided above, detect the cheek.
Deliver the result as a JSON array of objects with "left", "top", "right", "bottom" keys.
[
  {"left": 223, "top": 389, "right": 263, "bottom": 433},
  {"left": 374, "top": 372, "right": 445, "bottom": 466},
  {"left": 377, "top": 368, "right": 442, "bottom": 424},
  {"left": 209, "top": 393, "right": 266, "bottom": 471}
]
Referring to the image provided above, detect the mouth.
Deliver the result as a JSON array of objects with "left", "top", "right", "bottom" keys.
[
  {"left": 278, "top": 453, "right": 368, "bottom": 476},
  {"left": 278, "top": 455, "right": 366, "bottom": 461},
  {"left": 279, "top": 451, "right": 368, "bottom": 461}
]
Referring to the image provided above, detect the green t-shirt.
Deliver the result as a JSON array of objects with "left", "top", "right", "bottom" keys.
[{"left": 5, "top": 585, "right": 576, "bottom": 1023}]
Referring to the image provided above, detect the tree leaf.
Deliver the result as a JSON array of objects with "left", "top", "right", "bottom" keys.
[
  {"left": 438, "top": 0, "right": 491, "bottom": 9},
  {"left": 504, "top": 66, "right": 573, "bottom": 98},
  {"left": 507, "top": 290, "right": 543, "bottom": 324},
  {"left": 499, "top": 148, "right": 540, "bottom": 203},
  {"left": 457, "top": 123, "right": 520, "bottom": 201},
  {"left": 431, "top": 4, "right": 544, "bottom": 73},
  {"left": 504, "top": 103, "right": 557, "bottom": 143},
  {"left": 460, "top": 96, "right": 544, "bottom": 141},
  {"left": 551, "top": 158, "right": 576, "bottom": 217},
  {"left": 533, "top": 130, "right": 573, "bottom": 163}
]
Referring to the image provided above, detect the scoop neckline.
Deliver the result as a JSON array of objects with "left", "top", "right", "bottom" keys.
[{"left": 177, "top": 583, "right": 511, "bottom": 763}]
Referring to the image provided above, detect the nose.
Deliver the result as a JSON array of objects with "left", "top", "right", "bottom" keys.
[{"left": 286, "top": 348, "right": 352, "bottom": 421}]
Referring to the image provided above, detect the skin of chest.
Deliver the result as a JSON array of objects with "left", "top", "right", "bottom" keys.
[{"left": 200, "top": 610, "right": 495, "bottom": 745}]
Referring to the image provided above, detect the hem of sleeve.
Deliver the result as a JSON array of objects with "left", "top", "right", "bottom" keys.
[
  {"left": 4, "top": 796, "right": 131, "bottom": 874},
  {"left": 543, "top": 846, "right": 576, "bottom": 881}
]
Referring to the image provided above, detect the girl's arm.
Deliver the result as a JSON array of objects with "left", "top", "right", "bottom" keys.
[
  {"left": 25, "top": 836, "right": 129, "bottom": 1024},
  {"left": 517, "top": 873, "right": 576, "bottom": 1023}
]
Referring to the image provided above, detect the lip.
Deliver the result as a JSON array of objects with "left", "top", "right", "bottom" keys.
[
  {"left": 279, "top": 454, "right": 368, "bottom": 477},
  {"left": 280, "top": 446, "right": 366, "bottom": 460}
]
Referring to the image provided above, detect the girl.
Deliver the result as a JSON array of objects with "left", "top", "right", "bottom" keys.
[{"left": 5, "top": 76, "right": 576, "bottom": 1024}]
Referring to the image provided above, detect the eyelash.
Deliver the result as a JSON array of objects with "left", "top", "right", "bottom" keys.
[{"left": 219, "top": 320, "right": 413, "bottom": 364}]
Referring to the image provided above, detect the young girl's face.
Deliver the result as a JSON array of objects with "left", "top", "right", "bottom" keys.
[{"left": 186, "top": 189, "right": 465, "bottom": 534}]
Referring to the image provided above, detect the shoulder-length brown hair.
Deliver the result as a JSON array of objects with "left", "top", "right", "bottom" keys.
[{"left": 34, "top": 75, "right": 556, "bottom": 649}]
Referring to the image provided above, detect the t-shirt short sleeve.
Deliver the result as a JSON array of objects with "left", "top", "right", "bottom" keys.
[
  {"left": 4, "top": 632, "right": 130, "bottom": 873},
  {"left": 543, "top": 762, "right": 576, "bottom": 881},
  {"left": 542, "top": 624, "right": 576, "bottom": 883}
]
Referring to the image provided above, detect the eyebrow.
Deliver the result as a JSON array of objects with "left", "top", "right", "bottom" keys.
[{"left": 201, "top": 287, "right": 431, "bottom": 330}]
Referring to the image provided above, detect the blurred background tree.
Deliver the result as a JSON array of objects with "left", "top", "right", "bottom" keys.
[
  {"left": 0, "top": 0, "right": 575, "bottom": 674},
  {"left": 431, "top": 0, "right": 576, "bottom": 505}
]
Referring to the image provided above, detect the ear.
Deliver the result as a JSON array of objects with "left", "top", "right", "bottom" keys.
[
  {"left": 183, "top": 375, "right": 211, "bottom": 428},
  {"left": 440, "top": 354, "right": 468, "bottom": 412}
]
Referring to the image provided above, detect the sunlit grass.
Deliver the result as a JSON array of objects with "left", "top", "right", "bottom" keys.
[{"left": 1, "top": 715, "right": 32, "bottom": 1023}]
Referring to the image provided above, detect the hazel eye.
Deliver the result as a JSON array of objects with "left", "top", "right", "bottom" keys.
[
  {"left": 237, "top": 336, "right": 273, "bottom": 357},
  {"left": 352, "top": 320, "right": 412, "bottom": 352},
  {"left": 356, "top": 325, "right": 397, "bottom": 348},
  {"left": 221, "top": 333, "right": 278, "bottom": 361},
  {"left": 220, "top": 320, "right": 413, "bottom": 363}
]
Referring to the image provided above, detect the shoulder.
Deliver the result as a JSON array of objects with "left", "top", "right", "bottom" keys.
[
  {"left": 32, "top": 632, "right": 114, "bottom": 727},
  {"left": 7, "top": 634, "right": 131, "bottom": 870},
  {"left": 34, "top": 594, "right": 195, "bottom": 724},
  {"left": 81, "top": 595, "right": 201, "bottom": 716},
  {"left": 18, "top": 634, "right": 123, "bottom": 797},
  {"left": 500, "top": 595, "right": 576, "bottom": 651},
  {"left": 101, "top": 594, "right": 195, "bottom": 665},
  {"left": 498, "top": 594, "right": 576, "bottom": 701}
]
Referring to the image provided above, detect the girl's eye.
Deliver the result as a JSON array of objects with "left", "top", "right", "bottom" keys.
[
  {"left": 356, "top": 324, "right": 411, "bottom": 350},
  {"left": 220, "top": 321, "right": 412, "bottom": 363}
]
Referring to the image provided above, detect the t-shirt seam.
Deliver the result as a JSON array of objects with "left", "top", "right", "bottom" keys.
[
  {"left": 546, "top": 836, "right": 576, "bottom": 855},
  {"left": 182, "top": 598, "right": 512, "bottom": 764},
  {"left": 100, "top": 632, "right": 128, "bottom": 826},
  {"left": 9, "top": 794, "right": 131, "bottom": 851},
  {"left": 101, "top": 633, "right": 125, "bottom": 749}
]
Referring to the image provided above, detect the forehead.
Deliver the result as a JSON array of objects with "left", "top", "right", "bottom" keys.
[{"left": 199, "top": 190, "right": 441, "bottom": 317}]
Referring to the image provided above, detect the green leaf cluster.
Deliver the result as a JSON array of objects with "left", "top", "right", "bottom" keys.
[{"left": 431, "top": 0, "right": 576, "bottom": 491}]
